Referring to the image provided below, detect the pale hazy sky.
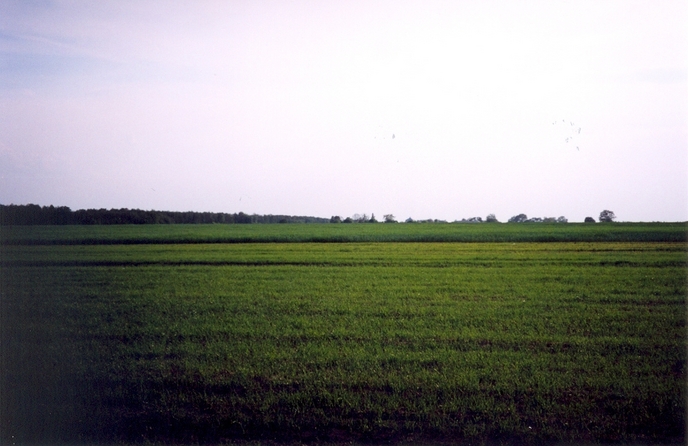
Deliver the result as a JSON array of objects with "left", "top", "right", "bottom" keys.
[{"left": 1, "top": 1, "right": 686, "bottom": 222}]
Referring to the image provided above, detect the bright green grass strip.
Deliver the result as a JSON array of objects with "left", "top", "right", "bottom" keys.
[
  {"left": 1, "top": 242, "right": 685, "bottom": 443},
  {"left": 2, "top": 241, "right": 687, "bottom": 268},
  {"left": 1, "top": 222, "right": 686, "bottom": 245}
]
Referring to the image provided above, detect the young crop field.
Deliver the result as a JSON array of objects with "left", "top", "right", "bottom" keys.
[
  {"left": 1, "top": 224, "right": 686, "bottom": 444},
  {"left": 2, "top": 221, "right": 686, "bottom": 244}
]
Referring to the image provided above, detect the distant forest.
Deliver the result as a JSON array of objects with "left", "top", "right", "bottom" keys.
[
  {"left": 0, "top": 204, "right": 330, "bottom": 225},
  {"left": 0, "top": 204, "right": 614, "bottom": 226}
]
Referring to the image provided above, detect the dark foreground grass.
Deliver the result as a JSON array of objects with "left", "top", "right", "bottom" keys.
[{"left": 1, "top": 242, "right": 686, "bottom": 444}]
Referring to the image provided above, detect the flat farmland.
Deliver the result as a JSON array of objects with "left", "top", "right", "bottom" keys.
[
  {"left": 2, "top": 221, "right": 686, "bottom": 244},
  {"left": 1, "top": 225, "right": 686, "bottom": 444}
]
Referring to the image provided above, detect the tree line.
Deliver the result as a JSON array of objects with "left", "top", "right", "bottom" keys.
[
  {"left": 331, "top": 211, "right": 615, "bottom": 224},
  {"left": 0, "top": 204, "right": 329, "bottom": 225},
  {"left": 0, "top": 204, "right": 616, "bottom": 225}
]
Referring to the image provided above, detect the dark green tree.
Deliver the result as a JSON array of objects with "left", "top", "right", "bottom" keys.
[
  {"left": 508, "top": 214, "right": 528, "bottom": 223},
  {"left": 599, "top": 210, "right": 616, "bottom": 222}
]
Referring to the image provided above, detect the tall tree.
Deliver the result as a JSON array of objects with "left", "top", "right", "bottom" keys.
[{"left": 599, "top": 210, "right": 616, "bottom": 223}]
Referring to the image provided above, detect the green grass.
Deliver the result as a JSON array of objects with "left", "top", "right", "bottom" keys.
[
  {"left": 1, "top": 236, "right": 686, "bottom": 444},
  {"left": 1, "top": 221, "right": 686, "bottom": 244}
]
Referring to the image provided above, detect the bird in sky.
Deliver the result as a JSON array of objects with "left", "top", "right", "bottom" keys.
[{"left": 553, "top": 119, "right": 582, "bottom": 149}]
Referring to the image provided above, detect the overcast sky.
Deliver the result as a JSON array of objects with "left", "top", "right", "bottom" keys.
[{"left": 1, "top": 1, "right": 686, "bottom": 222}]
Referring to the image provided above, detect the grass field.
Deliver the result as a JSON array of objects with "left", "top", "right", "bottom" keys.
[
  {"left": 1, "top": 224, "right": 686, "bottom": 444},
  {"left": 2, "top": 221, "right": 686, "bottom": 244}
]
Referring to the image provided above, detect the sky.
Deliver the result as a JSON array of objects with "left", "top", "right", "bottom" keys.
[{"left": 1, "top": 0, "right": 686, "bottom": 222}]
